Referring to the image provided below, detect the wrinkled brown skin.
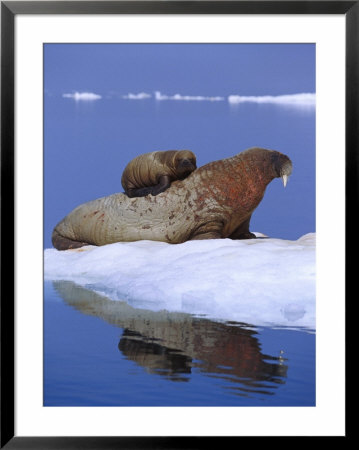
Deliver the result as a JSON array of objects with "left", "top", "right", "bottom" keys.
[
  {"left": 121, "top": 150, "right": 197, "bottom": 197},
  {"left": 52, "top": 147, "right": 292, "bottom": 250}
]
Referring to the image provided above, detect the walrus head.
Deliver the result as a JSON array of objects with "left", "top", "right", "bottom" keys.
[
  {"left": 174, "top": 150, "right": 197, "bottom": 179},
  {"left": 270, "top": 151, "right": 293, "bottom": 187}
]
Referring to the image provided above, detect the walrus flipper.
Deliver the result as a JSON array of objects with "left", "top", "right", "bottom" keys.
[
  {"left": 52, "top": 229, "right": 92, "bottom": 251},
  {"left": 150, "top": 175, "right": 172, "bottom": 196},
  {"left": 189, "top": 221, "right": 224, "bottom": 240},
  {"left": 126, "top": 186, "right": 155, "bottom": 198},
  {"left": 126, "top": 175, "right": 172, "bottom": 198},
  {"left": 190, "top": 231, "right": 223, "bottom": 240},
  {"left": 228, "top": 217, "right": 256, "bottom": 240}
]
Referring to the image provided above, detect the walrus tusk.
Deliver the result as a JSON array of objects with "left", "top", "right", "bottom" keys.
[{"left": 282, "top": 174, "right": 288, "bottom": 187}]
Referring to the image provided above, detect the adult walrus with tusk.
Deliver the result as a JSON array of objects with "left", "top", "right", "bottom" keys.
[
  {"left": 121, "top": 149, "right": 197, "bottom": 197},
  {"left": 52, "top": 147, "right": 292, "bottom": 250}
]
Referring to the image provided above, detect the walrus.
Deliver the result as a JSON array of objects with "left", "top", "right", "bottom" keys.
[
  {"left": 52, "top": 147, "right": 292, "bottom": 250},
  {"left": 121, "top": 150, "right": 197, "bottom": 197}
]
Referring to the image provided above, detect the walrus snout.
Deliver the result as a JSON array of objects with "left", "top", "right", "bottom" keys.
[
  {"left": 271, "top": 152, "right": 293, "bottom": 187},
  {"left": 180, "top": 158, "right": 196, "bottom": 168},
  {"left": 176, "top": 158, "right": 197, "bottom": 177}
]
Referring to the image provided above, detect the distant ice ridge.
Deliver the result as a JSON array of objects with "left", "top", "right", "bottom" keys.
[
  {"left": 154, "top": 91, "right": 225, "bottom": 102},
  {"left": 60, "top": 91, "right": 316, "bottom": 107},
  {"left": 120, "top": 91, "right": 315, "bottom": 106},
  {"left": 44, "top": 233, "right": 316, "bottom": 330},
  {"left": 122, "top": 92, "right": 152, "bottom": 100},
  {"left": 62, "top": 92, "right": 102, "bottom": 101},
  {"left": 228, "top": 93, "right": 316, "bottom": 106}
]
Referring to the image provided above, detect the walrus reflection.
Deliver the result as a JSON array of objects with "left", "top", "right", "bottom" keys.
[
  {"left": 119, "top": 330, "right": 192, "bottom": 382},
  {"left": 52, "top": 281, "right": 288, "bottom": 394}
]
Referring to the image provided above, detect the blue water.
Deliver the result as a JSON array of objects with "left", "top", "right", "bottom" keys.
[{"left": 44, "top": 281, "right": 315, "bottom": 407}]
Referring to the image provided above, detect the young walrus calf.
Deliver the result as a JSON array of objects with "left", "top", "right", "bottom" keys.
[
  {"left": 121, "top": 150, "right": 197, "bottom": 197},
  {"left": 52, "top": 147, "right": 292, "bottom": 250}
]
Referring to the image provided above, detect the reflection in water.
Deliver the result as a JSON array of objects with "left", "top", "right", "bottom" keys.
[
  {"left": 119, "top": 331, "right": 192, "bottom": 382},
  {"left": 53, "top": 281, "right": 288, "bottom": 397}
]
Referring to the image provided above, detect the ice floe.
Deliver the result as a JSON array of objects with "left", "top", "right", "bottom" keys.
[{"left": 44, "top": 233, "right": 315, "bottom": 329}]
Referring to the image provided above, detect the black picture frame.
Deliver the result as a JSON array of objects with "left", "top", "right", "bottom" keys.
[{"left": 1, "top": 1, "right": 354, "bottom": 447}]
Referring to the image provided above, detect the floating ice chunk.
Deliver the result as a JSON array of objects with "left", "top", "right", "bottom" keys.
[
  {"left": 62, "top": 92, "right": 102, "bottom": 101},
  {"left": 155, "top": 91, "right": 224, "bottom": 102},
  {"left": 122, "top": 92, "right": 151, "bottom": 100},
  {"left": 228, "top": 93, "right": 316, "bottom": 107},
  {"left": 44, "top": 233, "right": 316, "bottom": 329}
]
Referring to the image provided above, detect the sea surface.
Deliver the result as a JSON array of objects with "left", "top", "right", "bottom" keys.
[
  {"left": 44, "top": 98, "right": 315, "bottom": 406},
  {"left": 44, "top": 281, "right": 315, "bottom": 407}
]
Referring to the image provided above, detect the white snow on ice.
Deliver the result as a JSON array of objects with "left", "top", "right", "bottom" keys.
[{"left": 44, "top": 233, "right": 316, "bottom": 330}]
